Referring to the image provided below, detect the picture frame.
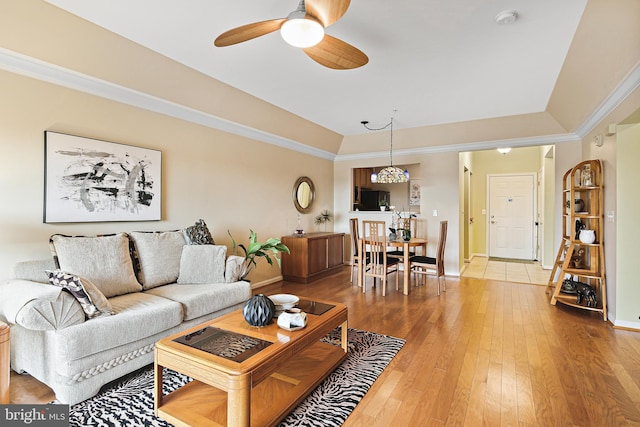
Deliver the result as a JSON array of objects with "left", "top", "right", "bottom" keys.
[
  {"left": 44, "top": 131, "right": 161, "bottom": 223},
  {"left": 409, "top": 179, "right": 421, "bottom": 206}
]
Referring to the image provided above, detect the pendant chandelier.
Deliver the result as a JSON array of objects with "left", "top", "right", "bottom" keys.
[{"left": 361, "top": 117, "right": 409, "bottom": 183}]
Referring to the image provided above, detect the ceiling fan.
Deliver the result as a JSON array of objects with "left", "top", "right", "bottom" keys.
[{"left": 214, "top": 0, "right": 368, "bottom": 70}]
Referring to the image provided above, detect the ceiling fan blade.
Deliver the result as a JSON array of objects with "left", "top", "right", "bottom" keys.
[
  {"left": 214, "top": 18, "right": 287, "bottom": 47},
  {"left": 303, "top": 34, "right": 368, "bottom": 70},
  {"left": 305, "top": 0, "right": 351, "bottom": 28}
]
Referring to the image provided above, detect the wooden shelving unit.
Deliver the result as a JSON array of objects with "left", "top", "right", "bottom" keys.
[{"left": 549, "top": 159, "right": 607, "bottom": 320}]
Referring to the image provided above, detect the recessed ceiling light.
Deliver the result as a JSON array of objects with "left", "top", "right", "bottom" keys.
[{"left": 495, "top": 10, "right": 518, "bottom": 25}]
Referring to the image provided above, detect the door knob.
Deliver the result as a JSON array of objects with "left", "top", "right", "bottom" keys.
[{"left": 491, "top": 220, "right": 496, "bottom": 224}]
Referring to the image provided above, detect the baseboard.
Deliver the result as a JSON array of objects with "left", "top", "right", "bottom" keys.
[
  {"left": 250, "top": 276, "right": 283, "bottom": 290},
  {"left": 611, "top": 318, "right": 640, "bottom": 332}
]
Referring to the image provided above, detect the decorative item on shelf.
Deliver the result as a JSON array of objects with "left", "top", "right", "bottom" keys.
[
  {"left": 575, "top": 281, "right": 597, "bottom": 307},
  {"left": 228, "top": 229, "right": 290, "bottom": 281},
  {"left": 560, "top": 277, "right": 578, "bottom": 294},
  {"left": 580, "top": 164, "right": 593, "bottom": 186},
  {"left": 566, "top": 198, "right": 585, "bottom": 212},
  {"left": 575, "top": 219, "right": 585, "bottom": 240},
  {"left": 277, "top": 308, "right": 308, "bottom": 331},
  {"left": 314, "top": 210, "right": 333, "bottom": 231},
  {"left": 579, "top": 229, "right": 596, "bottom": 244},
  {"left": 361, "top": 116, "right": 409, "bottom": 183},
  {"left": 242, "top": 294, "right": 276, "bottom": 327},
  {"left": 570, "top": 248, "right": 585, "bottom": 269}
]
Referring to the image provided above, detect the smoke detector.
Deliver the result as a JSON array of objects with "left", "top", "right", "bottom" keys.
[{"left": 495, "top": 10, "right": 518, "bottom": 25}]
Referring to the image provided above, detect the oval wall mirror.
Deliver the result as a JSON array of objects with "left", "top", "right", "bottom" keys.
[{"left": 293, "top": 176, "right": 315, "bottom": 213}]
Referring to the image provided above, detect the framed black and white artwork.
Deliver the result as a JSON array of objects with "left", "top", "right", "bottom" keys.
[{"left": 44, "top": 131, "right": 161, "bottom": 223}]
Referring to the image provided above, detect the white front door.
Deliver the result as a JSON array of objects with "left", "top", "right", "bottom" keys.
[{"left": 488, "top": 174, "right": 535, "bottom": 259}]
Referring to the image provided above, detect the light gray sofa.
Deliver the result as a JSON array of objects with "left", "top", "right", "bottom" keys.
[{"left": 0, "top": 229, "right": 252, "bottom": 404}]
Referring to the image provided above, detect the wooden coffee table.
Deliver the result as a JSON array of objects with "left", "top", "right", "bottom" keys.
[{"left": 154, "top": 298, "right": 348, "bottom": 427}]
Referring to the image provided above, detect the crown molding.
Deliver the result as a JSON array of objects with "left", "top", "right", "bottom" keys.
[
  {"left": 0, "top": 48, "right": 336, "bottom": 161},
  {"left": 1, "top": 48, "right": 637, "bottom": 162},
  {"left": 575, "top": 61, "right": 640, "bottom": 138},
  {"left": 335, "top": 133, "right": 580, "bottom": 161}
]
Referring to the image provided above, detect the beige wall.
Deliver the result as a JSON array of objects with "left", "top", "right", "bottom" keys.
[
  {"left": 616, "top": 121, "right": 640, "bottom": 326},
  {"left": 0, "top": 69, "right": 334, "bottom": 284},
  {"left": 541, "top": 146, "right": 556, "bottom": 268}
]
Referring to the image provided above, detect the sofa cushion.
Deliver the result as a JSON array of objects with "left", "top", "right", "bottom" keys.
[
  {"left": 177, "top": 245, "right": 227, "bottom": 284},
  {"left": 55, "top": 292, "right": 183, "bottom": 360},
  {"left": 46, "top": 270, "right": 114, "bottom": 319},
  {"left": 49, "top": 233, "right": 142, "bottom": 298},
  {"left": 129, "top": 231, "right": 185, "bottom": 290},
  {"left": 144, "top": 282, "right": 251, "bottom": 321},
  {"left": 183, "top": 219, "right": 215, "bottom": 245}
]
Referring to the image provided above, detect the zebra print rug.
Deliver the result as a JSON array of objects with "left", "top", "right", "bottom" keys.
[{"left": 67, "top": 328, "right": 404, "bottom": 427}]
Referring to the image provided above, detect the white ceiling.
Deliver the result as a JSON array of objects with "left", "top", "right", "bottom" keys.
[{"left": 45, "top": 0, "right": 588, "bottom": 136}]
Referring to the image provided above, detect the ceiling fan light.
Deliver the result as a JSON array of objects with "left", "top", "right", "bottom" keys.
[
  {"left": 281, "top": 18, "right": 324, "bottom": 48},
  {"left": 497, "top": 147, "right": 512, "bottom": 154}
]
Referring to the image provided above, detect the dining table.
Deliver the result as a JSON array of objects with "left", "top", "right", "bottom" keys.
[{"left": 357, "top": 237, "right": 427, "bottom": 295}]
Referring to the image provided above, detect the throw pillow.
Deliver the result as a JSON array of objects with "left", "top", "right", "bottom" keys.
[
  {"left": 183, "top": 219, "right": 215, "bottom": 245},
  {"left": 49, "top": 233, "right": 142, "bottom": 298},
  {"left": 177, "top": 245, "right": 227, "bottom": 284},
  {"left": 129, "top": 230, "right": 186, "bottom": 289},
  {"left": 46, "top": 270, "right": 115, "bottom": 319}
]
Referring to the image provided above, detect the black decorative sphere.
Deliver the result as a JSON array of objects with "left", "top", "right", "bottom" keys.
[{"left": 242, "top": 294, "right": 276, "bottom": 327}]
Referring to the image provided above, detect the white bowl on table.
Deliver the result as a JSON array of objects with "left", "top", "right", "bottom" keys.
[{"left": 268, "top": 294, "right": 299, "bottom": 316}]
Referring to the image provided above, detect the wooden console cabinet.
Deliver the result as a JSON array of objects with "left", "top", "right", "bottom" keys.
[{"left": 281, "top": 232, "right": 344, "bottom": 283}]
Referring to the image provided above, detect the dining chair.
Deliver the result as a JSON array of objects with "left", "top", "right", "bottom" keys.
[
  {"left": 410, "top": 220, "right": 447, "bottom": 295},
  {"left": 388, "top": 217, "right": 418, "bottom": 259},
  {"left": 349, "top": 218, "right": 368, "bottom": 284},
  {"left": 362, "top": 220, "right": 400, "bottom": 296}
]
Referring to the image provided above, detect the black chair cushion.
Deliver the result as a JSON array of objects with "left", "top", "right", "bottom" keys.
[
  {"left": 387, "top": 250, "right": 404, "bottom": 256},
  {"left": 371, "top": 252, "right": 400, "bottom": 266},
  {"left": 410, "top": 255, "right": 436, "bottom": 265}
]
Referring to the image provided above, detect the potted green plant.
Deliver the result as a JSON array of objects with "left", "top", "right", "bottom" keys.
[{"left": 228, "top": 229, "right": 290, "bottom": 281}]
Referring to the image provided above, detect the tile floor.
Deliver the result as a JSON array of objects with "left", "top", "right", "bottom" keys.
[{"left": 461, "top": 256, "right": 551, "bottom": 286}]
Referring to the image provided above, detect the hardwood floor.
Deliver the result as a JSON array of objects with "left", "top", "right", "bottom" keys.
[{"left": 10, "top": 267, "right": 640, "bottom": 426}]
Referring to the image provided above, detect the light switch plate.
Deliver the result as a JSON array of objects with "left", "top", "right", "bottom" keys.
[{"left": 607, "top": 211, "right": 615, "bottom": 223}]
